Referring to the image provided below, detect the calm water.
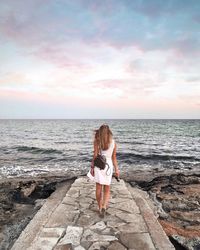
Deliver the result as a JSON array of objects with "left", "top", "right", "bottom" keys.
[{"left": 0, "top": 119, "right": 199, "bottom": 179}]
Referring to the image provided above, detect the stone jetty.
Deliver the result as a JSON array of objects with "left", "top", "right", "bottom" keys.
[{"left": 11, "top": 177, "right": 175, "bottom": 250}]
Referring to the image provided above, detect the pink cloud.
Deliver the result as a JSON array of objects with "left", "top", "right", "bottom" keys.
[
  {"left": 31, "top": 44, "right": 95, "bottom": 71},
  {"left": 0, "top": 72, "right": 28, "bottom": 85},
  {"left": 91, "top": 79, "right": 125, "bottom": 89},
  {"left": 0, "top": 88, "right": 119, "bottom": 108},
  {"left": 1, "top": 89, "right": 199, "bottom": 119}
]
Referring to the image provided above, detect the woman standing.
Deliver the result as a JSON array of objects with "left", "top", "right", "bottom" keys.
[{"left": 90, "top": 124, "right": 120, "bottom": 218}]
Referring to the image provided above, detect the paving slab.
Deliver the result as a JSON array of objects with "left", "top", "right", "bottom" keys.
[
  {"left": 127, "top": 183, "right": 175, "bottom": 250},
  {"left": 11, "top": 181, "right": 72, "bottom": 250},
  {"left": 57, "top": 226, "right": 83, "bottom": 247},
  {"left": 11, "top": 177, "right": 175, "bottom": 250},
  {"left": 120, "top": 232, "right": 156, "bottom": 250},
  {"left": 28, "top": 227, "right": 66, "bottom": 250}
]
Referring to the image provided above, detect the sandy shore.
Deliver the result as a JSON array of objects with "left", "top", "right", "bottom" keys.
[{"left": 1, "top": 168, "right": 200, "bottom": 249}]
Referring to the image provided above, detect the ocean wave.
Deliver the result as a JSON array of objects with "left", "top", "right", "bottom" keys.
[
  {"left": 117, "top": 152, "right": 200, "bottom": 162},
  {"left": 54, "top": 141, "right": 69, "bottom": 144},
  {"left": 119, "top": 140, "right": 145, "bottom": 145},
  {"left": 13, "top": 146, "right": 63, "bottom": 155}
]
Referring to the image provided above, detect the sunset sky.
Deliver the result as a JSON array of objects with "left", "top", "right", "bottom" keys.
[{"left": 0, "top": 0, "right": 200, "bottom": 119}]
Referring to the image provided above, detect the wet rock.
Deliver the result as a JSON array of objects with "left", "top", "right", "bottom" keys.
[
  {"left": 134, "top": 173, "right": 200, "bottom": 250},
  {"left": 171, "top": 235, "right": 200, "bottom": 250},
  {"left": 20, "top": 182, "right": 37, "bottom": 197},
  {"left": 0, "top": 176, "right": 75, "bottom": 250},
  {"left": 170, "top": 211, "right": 200, "bottom": 223}
]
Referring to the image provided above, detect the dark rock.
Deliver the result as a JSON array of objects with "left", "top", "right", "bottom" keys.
[
  {"left": 170, "top": 235, "right": 200, "bottom": 250},
  {"left": 0, "top": 176, "right": 75, "bottom": 250},
  {"left": 133, "top": 173, "right": 200, "bottom": 250}
]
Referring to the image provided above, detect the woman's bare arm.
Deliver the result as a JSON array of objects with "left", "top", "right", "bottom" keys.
[
  {"left": 91, "top": 139, "right": 98, "bottom": 168},
  {"left": 112, "top": 142, "right": 120, "bottom": 176}
]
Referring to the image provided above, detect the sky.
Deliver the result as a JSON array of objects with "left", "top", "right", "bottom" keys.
[{"left": 0, "top": 0, "right": 200, "bottom": 119}]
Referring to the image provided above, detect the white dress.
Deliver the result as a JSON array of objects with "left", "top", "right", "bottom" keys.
[{"left": 93, "top": 138, "right": 115, "bottom": 185}]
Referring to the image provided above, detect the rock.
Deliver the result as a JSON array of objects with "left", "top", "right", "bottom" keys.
[
  {"left": 66, "top": 188, "right": 80, "bottom": 198},
  {"left": 110, "top": 200, "right": 140, "bottom": 214},
  {"left": 119, "top": 232, "right": 155, "bottom": 249},
  {"left": 134, "top": 173, "right": 200, "bottom": 249},
  {"left": 158, "top": 219, "right": 200, "bottom": 238},
  {"left": 39, "top": 227, "right": 66, "bottom": 238},
  {"left": 118, "top": 222, "right": 148, "bottom": 233},
  {"left": 4, "top": 172, "right": 200, "bottom": 250},
  {"left": 62, "top": 196, "right": 79, "bottom": 207},
  {"left": 57, "top": 226, "right": 83, "bottom": 247},
  {"left": 171, "top": 235, "right": 200, "bottom": 250},
  {"left": 170, "top": 211, "right": 200, "bottom": 223},
  {"left": 34, "top": 199, "right": 46, "bottom": 208},
  {"left": 74, "top": 246, "right": 86, "bottom": 250},
  {"left": 157, "top": 210, "right": 169, "bottom": 219},
  {"left": 90, "top": 221, "right": 106, "bottom": 231},
  {"left": 45, "top": 204, "right": 79, "bottom": 227},
  {"left": 107, "top": 221, "right": 126, "bottom": 229},
  {"left": 29, "top": 227, "right": 66, "bottom": 250},
  {"left": 54, "top": 244, "right": 73, "bottom": 250},
  {"left": 87, "top": 241, "right": 110, "bottom": 250},
  {"left": 109, "top": 197, "right": 130, "bottom": 204},
  {"left": 81, "top": 229, "right": 117, "bottom": 242},
  {"left": 0, "top": 176, "right": 74, "bottom": 250},
  {"left": 76, "top": 212, "right": 101, "bottom": 227},
  {"left": 107, "top": 241, "right": 127, "bottom": 250},
  {"left": 21, "top": 183, "right": 37, "bottom": 197},
  {"left": 115, "top": 211, "right": 147, "bottom": 231}
]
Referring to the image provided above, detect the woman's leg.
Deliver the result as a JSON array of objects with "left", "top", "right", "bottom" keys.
[
  {"left": 102, "top": 185, "right": 110, "bottom": 209},
  {"left": 96, "top": 183, "right": 103, "bottom": 210}
]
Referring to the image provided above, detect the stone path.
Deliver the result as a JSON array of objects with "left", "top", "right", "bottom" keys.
[{"left": 11, "top": 177, "right": 175, "bottom": 250}]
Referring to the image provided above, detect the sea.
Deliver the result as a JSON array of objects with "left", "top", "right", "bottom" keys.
[{"left": 0, "top": 119, "right": 199, "bottom": 179}]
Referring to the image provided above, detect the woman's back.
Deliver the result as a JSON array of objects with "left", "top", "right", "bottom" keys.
[
  {"left": 100, "top": 138, "right": 115, "bottom": 159},
  {"left": 90, "top": 124, "right": 119, "bottom": 218}
]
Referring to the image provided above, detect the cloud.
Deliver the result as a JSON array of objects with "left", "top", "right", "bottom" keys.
[
  {"left": 186, "top": 76, "right": 200, "bottom": 83},
  {"left": 1, "top": 0, "right": 200, "bottom": 56},
  {"left": 178, "top": 94, "right": 200, "bottom": 107},
  {"left": 0, "top": 72, "right": 29, "bottom": 85},
  {"left": 90, "top": 77, "right": 161, "bottom": 97},
  {"left": 172, "top": 37, "right": 200, "bottom": 56},
  {"left": 0, "top": 0, "right": 199, "bottom": 118}
]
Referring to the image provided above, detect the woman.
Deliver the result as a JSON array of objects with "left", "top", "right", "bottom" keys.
[{"left": 90, "top": 124, "right": 120, "bottom": 218}]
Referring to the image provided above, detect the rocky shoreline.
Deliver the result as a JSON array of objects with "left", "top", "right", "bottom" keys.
[
  {"left": 0, "top": 175, "right": 75, "bottom": 250},
  {"left": 1, "top": 169, "right": 200, "bottom": 250},
  {"left": 132, "top": 172, "right": 200, "bottom": 250}
]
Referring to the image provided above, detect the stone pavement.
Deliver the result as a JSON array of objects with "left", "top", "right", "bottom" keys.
[{"left": 11, "top": 177, "right": 175, "bottom": 250}]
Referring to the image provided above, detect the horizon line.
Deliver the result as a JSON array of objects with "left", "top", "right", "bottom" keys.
[{"left": 0, "top": 118, "right": 199, "bottom": 120}]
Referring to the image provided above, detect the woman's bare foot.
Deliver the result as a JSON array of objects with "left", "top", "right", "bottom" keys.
[{"left": 100, "top": 207, "right": 106, "bottom": 218}]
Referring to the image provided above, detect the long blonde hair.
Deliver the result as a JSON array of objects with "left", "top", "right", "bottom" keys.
[{"left": 94, "top": 124, "right": 113, "bottom": 151}]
